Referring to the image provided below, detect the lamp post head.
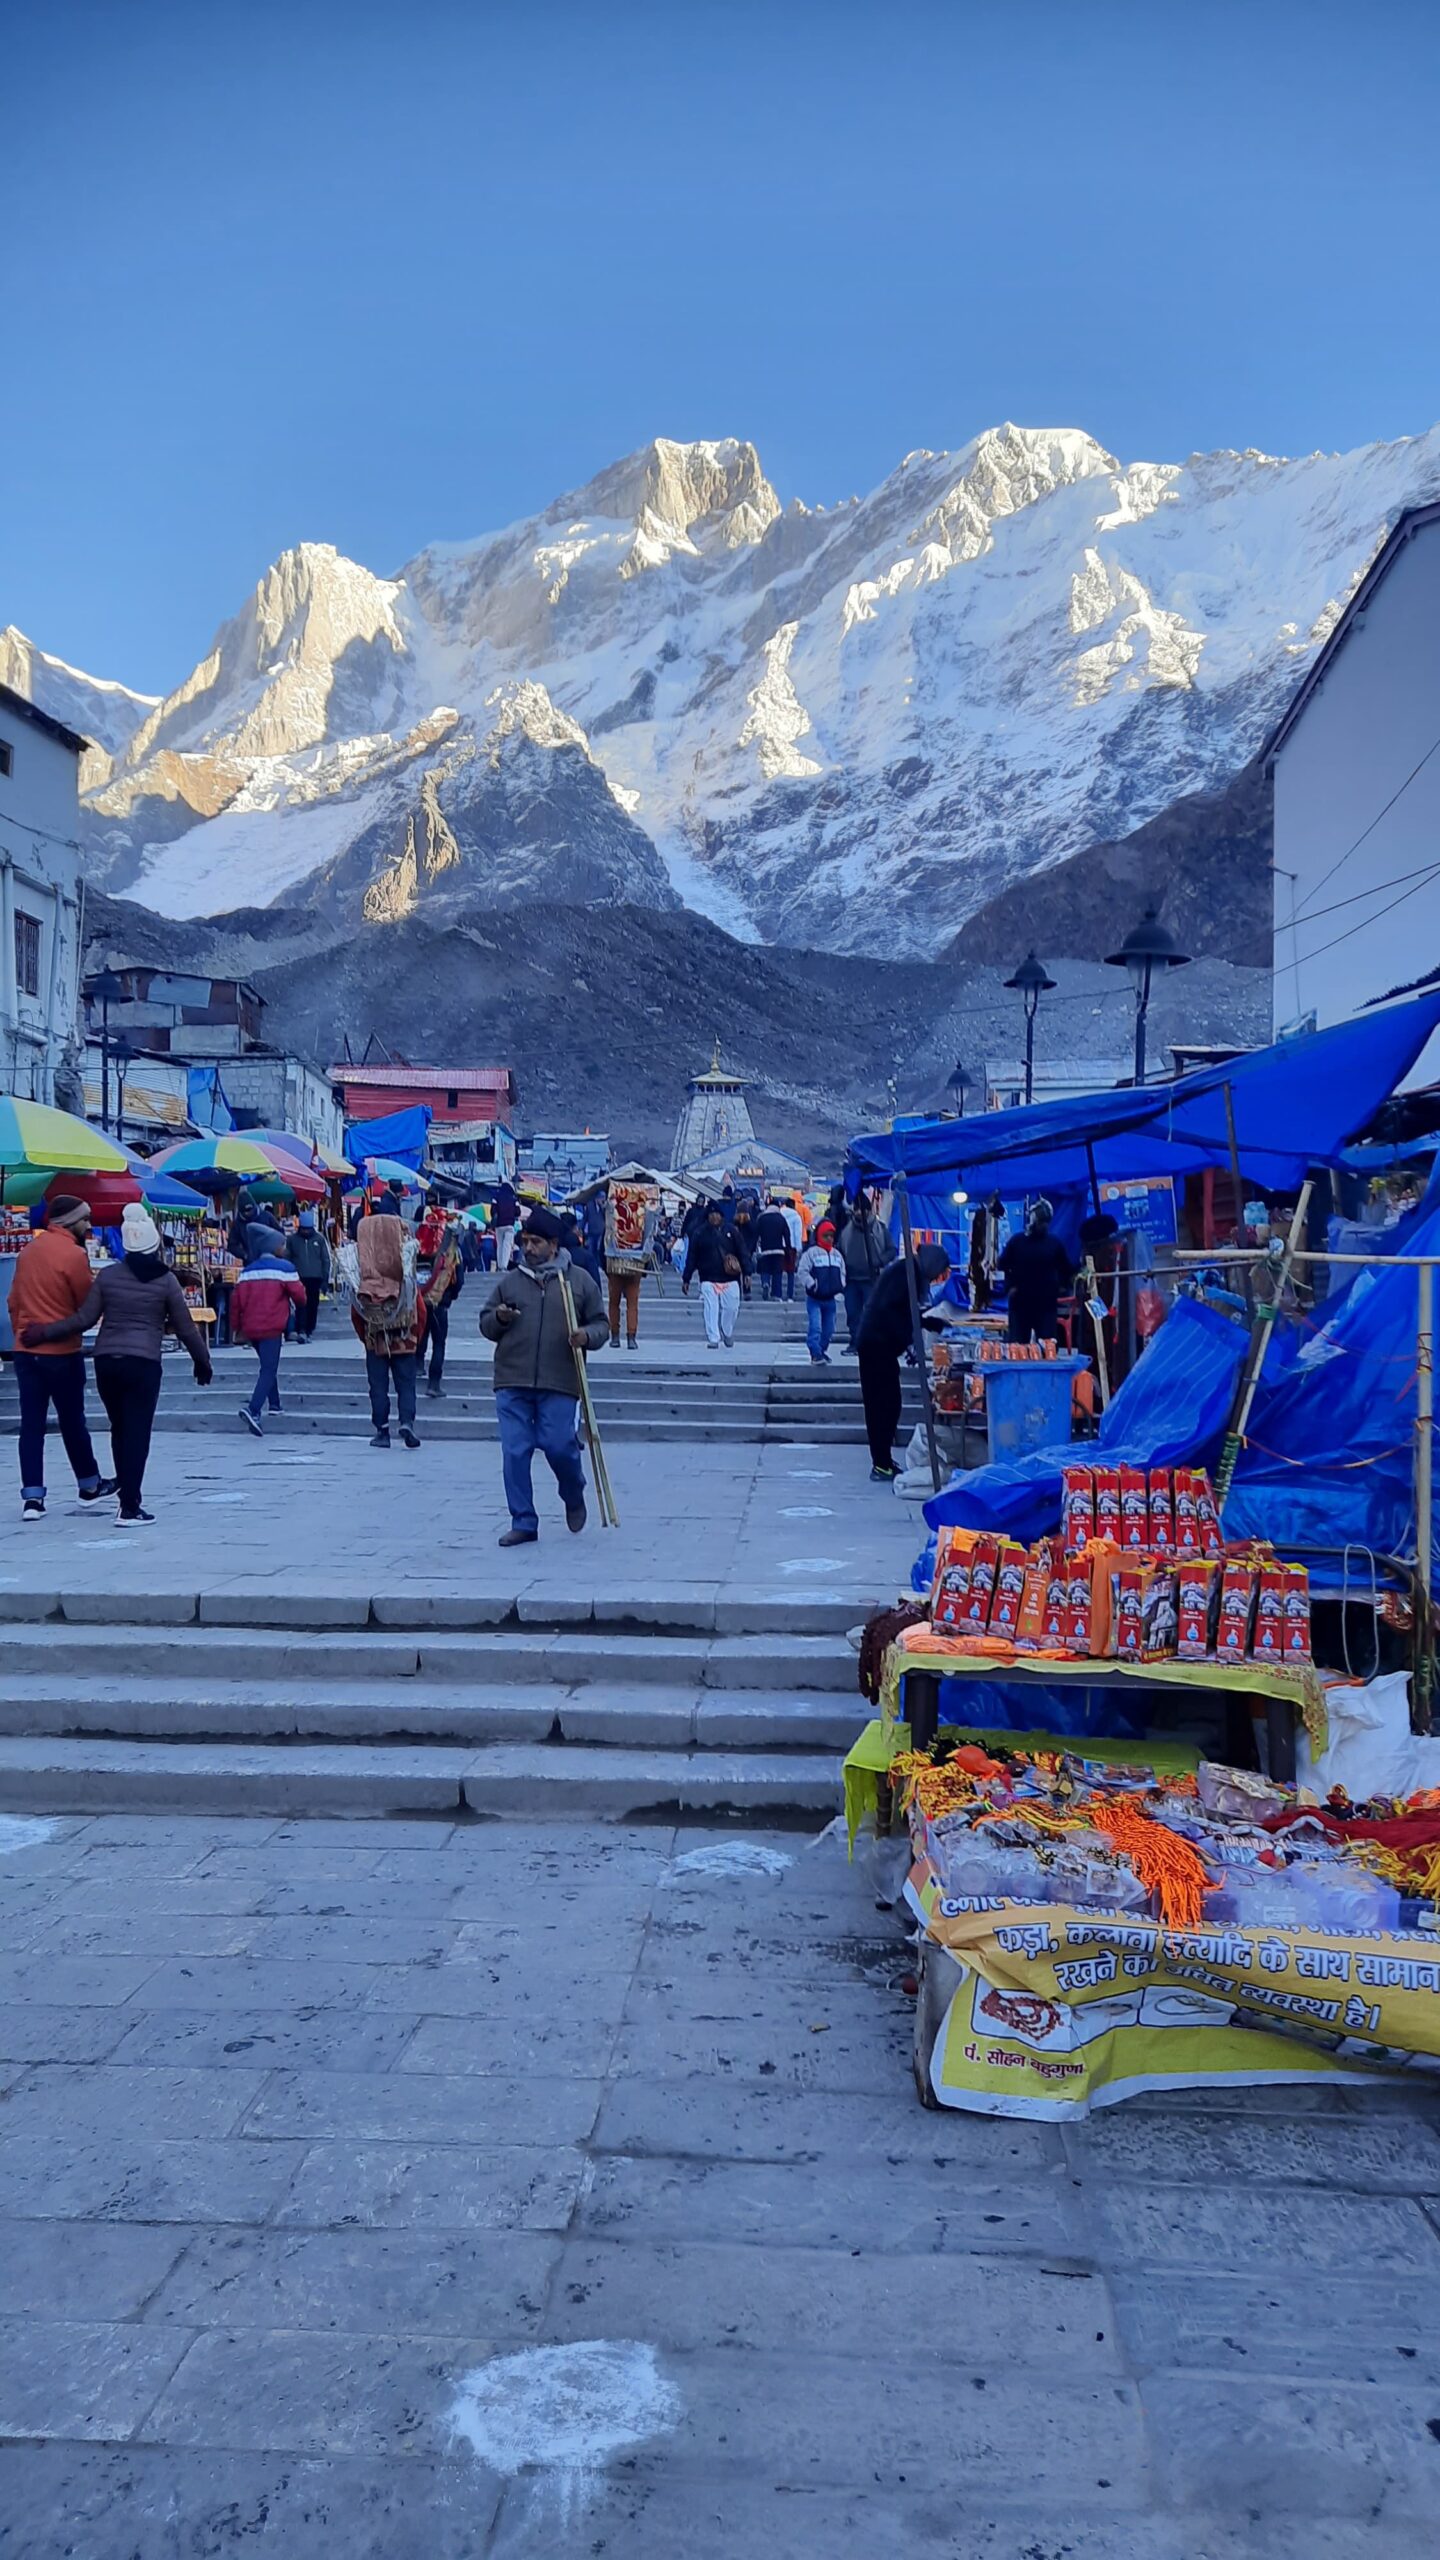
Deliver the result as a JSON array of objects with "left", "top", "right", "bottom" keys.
[
  {"left": 86, "top": 968, "right": 123, "bottom": 1009},
  {"left": 1004, "top": 951, "right": 1057, "bottom": 1007},
  {"left": 1104, "top": 907, "right": 1190, "bottom": 994}
]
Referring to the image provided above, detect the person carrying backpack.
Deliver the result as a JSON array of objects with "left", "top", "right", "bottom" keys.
[{"left": 796, "top": 1220, "right": 845, "bottom": 1363}]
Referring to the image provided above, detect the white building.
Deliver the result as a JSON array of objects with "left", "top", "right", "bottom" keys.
[
  {"left": 0, "top": 682, "right": 86, "bottom": 1105},
  {"left": 1267, "top": 502, "right": 1440, "bottom": 1071}
]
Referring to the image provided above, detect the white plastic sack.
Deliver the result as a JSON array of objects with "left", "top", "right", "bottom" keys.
[{"left": 1300, "top": 1669, "right": 1440, "bottom": 1800}]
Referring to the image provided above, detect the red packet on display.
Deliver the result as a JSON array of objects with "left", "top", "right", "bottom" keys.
[
  {"left": 1119, "top": 1465, "right": 1149, "bottom": 1550},
  {"left": 1148, "top": 1469, "right": 1174, "bottom": 1555},
  {"left": 1252, "top": 1560, "right": 1288, "bottom": 1662},
  {"left": 1218, "top": 1559, "right": 1257, "bottom": 1661},
  {"left": 1092, "top": 1466, "right": 1121, "bottom": 1541},
  {"left": 1282, "top": 1563, "right": 1312, "bottom": 1663},
  {"left": 1061, "top": 1466, "right": 1095, "bottom": 1555},
  {"left": 964, "top": 1537, "right": 999, "bottom": 1629},
  {"left": 1177, "top": 1559, "right": 1220, "bottom": 1659},
  {"left": 989, "top": 1542, "right": 1028, "bottom": 1640}
]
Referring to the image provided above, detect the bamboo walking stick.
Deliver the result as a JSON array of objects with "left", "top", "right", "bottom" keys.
[
  {"left": 1213, "top": 1181, "right": 1312, "bottom": 1510},
  {"left": 558, "top": 1269, "right": 619, "bottom": 1526}
]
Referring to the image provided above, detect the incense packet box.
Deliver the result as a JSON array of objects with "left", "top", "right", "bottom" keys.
[
  {"left": 1148, "top": 1469, "right": 1174, "bottom": 1555},
  {"left": 1119, "top": 1465, "right": 1149, "bottom": 1550},
  {"left": 1061, "top": 1466, "right": 1095, "bottom": 1555},
  {"left": 1217, "top": 1559, "right": 1257, "bottom": 1661},
  {"left": 1177, "top": 1559, "right": 1220, "bottom": 1659}
]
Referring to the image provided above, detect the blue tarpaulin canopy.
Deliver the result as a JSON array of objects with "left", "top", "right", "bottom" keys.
[
  {"left": 343, "top": 1106, "right": 432, "bottom": 1173},
  {"left": 849, "top": 991, "right": 1440, "bottom": 1197}
]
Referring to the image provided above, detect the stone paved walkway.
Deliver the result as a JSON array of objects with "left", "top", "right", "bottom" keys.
[
  {"left": 0, "top": 1808, "right": 1438, "bottom": 2553},
  {"left": 0, "top": 1434, "right": 922, "bottom": 1615}
]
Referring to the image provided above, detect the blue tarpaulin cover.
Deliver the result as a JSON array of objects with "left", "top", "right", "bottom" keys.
[
  {"left": 851, "top": 990, "right": 1440, "bottom": 1197},
  {"left": 344, "top": 1106, "right": 432, "bottom": 1171},
  {"left": 922, "top": 1296, "right": 1248, "bottom": 1549}
]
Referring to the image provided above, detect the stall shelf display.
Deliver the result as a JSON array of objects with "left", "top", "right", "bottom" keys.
[{"left": 889, "top": 1735, "right": 1440, "bottom": 2115}]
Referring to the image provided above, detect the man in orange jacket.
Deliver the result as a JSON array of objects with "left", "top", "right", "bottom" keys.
[{"left": 6, "top": 1195, "right": 116, "bottom": 1521}]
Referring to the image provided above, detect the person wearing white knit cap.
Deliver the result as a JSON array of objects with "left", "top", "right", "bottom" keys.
[{"left": 22, "top": 1199, "right": 213, "bottom": 1522}]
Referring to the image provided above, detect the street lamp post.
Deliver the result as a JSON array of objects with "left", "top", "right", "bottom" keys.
[
  {"left": 113, "top": 1033, "right": 134, "bottom": 1152},
  {"left": 85, "top": 968, "right": 123, "bottom": 1133},
  {"left": 945, "top": 1060, "right": 973, "bottom": 1119},
  {"left": 1104, "top": 908, "right": 1191, "bottom": 1087},
  {"left": 1003, "top": 951, "right": 1056, "bottom": 1106}
]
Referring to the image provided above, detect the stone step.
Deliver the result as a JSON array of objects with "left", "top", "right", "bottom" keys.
[
  {"left": 0, "top": 1623, "right": 858, "bottom": 1692},
  {"left": 0, "top": 1675, "right": 864, "bottom": 1752},
  {"left": 0, "top": 1735, "right": 845, "bottom": 1818},
  {"left": 138, "top": 1412, "right": 879, "bottom": 1445},
  {"left": 0, "top": 1586, "right": 863, "bottom": 1635}
]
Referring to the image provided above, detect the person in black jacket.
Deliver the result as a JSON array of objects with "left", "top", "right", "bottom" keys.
[
  {"left": 855, "top": 1243, "right": 950, "bottom": 1480},
  {"left": 753, "top": 1201, "right": 792, "bottom": 1300},
  {"left": 286, "top": 1208, "right": 331, "bottom": 1340},
  {"left": 998, "top": 1199, "right": 1074, "bottom": 1344},
  {"left": 682, "top": 1203, "right": 752, "bottom": 1349}
]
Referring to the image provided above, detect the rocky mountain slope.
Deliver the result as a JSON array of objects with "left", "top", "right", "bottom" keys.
[
  {"left": 82, "top": 883, "right": 1270, "bottom": 1167},
  {"left": 18, "top": 422, "right": 1440, "bottom": 957}
]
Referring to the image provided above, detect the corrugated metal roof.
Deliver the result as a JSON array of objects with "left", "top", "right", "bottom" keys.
[{"left": 327, "top": 1064, "right": 513, "bottom": 1091}]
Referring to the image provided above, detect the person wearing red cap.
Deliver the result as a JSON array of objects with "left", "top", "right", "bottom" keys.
[
  {"left": 6, "top": 1196, "right": 115, "bottom": 1520},
  {"left": 795, "top": 1221, "right": 846, "bottom": 1363}
]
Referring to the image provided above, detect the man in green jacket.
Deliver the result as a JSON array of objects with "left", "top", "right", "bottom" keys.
[{"left": 478, "top": 1207, "right": 609, "bottom": 1546}]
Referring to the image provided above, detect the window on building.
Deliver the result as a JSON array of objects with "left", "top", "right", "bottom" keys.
[
  {"left": 14, "top": 910, "right": 42, "bottom": 998},
  {"left": 447, "top": 1089, "right": 459, "bottom": 1109},
  {"left": 0, "top": 738, "right": 12, "bottom": 778}
]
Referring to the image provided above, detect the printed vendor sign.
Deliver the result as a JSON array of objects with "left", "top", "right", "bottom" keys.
[{"left": 910, "top": 1874, "right": 1440, "bottom": 2117}]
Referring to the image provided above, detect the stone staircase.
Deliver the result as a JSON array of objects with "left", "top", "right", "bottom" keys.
[
  {"left": 0, "top": 1583, "right": 868, "bottom": 1820},
  {"left": 2, "top": 1345, "right": 926, "bottom": 1449}
]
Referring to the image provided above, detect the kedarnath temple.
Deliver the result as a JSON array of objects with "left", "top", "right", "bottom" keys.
[{"left": 670, "top": 1046, "right": 811, "bottom": 1191}]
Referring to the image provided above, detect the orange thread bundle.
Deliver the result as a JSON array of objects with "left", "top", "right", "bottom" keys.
[{"left": 1087, "top": 1796, "right": 1213, "bottom": 1929}]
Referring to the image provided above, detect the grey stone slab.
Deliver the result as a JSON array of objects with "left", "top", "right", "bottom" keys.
[
  {"left": 275, "top": 2141, "right": 586, "bottom": 2233},
  {"left": 197, "top": 1592, "right": 374, "bottom": 1628},
  {"left": 251, "top": 1877, "right": 465, "bottom": 1921},
  {"left": 199, "top": 1847, "right": 390, "bottom": 1880},
  {"left": 0, "top": 2220, "right": 191, "bottom": 2321},
  {"left": 397, "top": 2013, "right": 621, "bottom": 2080},
  {"left": 1088, "top": 2179, "right": 1440, "bottom": 2271},
  {"left": 264, "top": 1818, "right": 462, "bottom": 1849},
  {"left": 0, "top": 2062, "right": 263, "bottom": 2142},
  {"left": 1142, "top": 2374, "right": 1440, "bottom": 2519},
  {"left": 577, "top": 2153, "right": 1086, "bottom": 2257},
  {"left": 30, "top": 1911, "right": 265, "bottom": 1958},
  {"left": 72, "top": 1817, "right": 285, "bottom": 1846},
  {"left": 1112, "top": 2267, "right": 1440, "bottom": 2382},
  {"left": 0, "top": 2133, "right": 307, "bottom": 2225},
  {"left": 1071, "top": 2107, "right": 1440, "bottom": 2193},
  {"left": 37, "top": 1874, "right": 272, "bottom": 1917},
  {"left": 125, "top": 1958, "right": 382, "bottom": 2010},
  {"left": 548, "top": 2234, "right": 1120, "bottom": 2369},
  {"left": 147, "top": 2226, "right": 559, "bottom": 2335},
  {"left": 373, "top": 1827, "right": 676, "bottom": 1881},
  {"left": 515, "top": 1594, "right": 592, "bottom": 1625},
  {"left": 0, "top": 2004, "right": 135, "bottom": 2065},
  {"left": 0, "top": 2319, "right": 194, "bottom": 2443},
  {"left": 609, "top": 2002, "right": 911, "bottom": 2097},
  {"left": 692, "top": 1693, "right": 862, "bottom": 1748},
  {"left": 109, "top": 2007, "right": 422, "bottom": 2074},
  {"left": 372, "top": 1592, "right": 515, "bottom": 1628},
  {"left": 244, "top": 1916, "right": 462, "bottom": 1965},
  {"left": 592, "top": 2075, "right": 1060, "bottom": 2170},
  {"left": 246, "top": 2067, "right": 602, "bottom": 2147},
  {"left": 0, "top": 2446, "right": 499, "bottom": 2560},
  {"left": 593, "top": 1587, "right": 718, "bottom": 1631},
  {"left": 142, "top": 2326, "right": 514, "bottom": 2454},
  {"left": 0, "top": 1955, "right": 162, "bottom": 2006},
  {"left": 555, "top": 1692, "right": 696, "bottom": 1746},
  {"left": 0, "top": 1591, "right": 60, "bottom": 1621},
  {"left": 61, "top": 1589, "right": 198, "bottom": 1623},
  {"left": 59, "top": 1842, "right": 216, "bottom": 1878},
  {"left": 364, "top": 1958, "right": 637, "bottom": 2021}
]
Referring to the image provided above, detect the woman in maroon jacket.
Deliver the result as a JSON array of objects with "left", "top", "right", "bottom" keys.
[
  {"left": 21, "top": 1204, "right": 212, "bottom": 1524},
  {"left": 230, "top": 1221, "right": 306, "bottom": 1437}
]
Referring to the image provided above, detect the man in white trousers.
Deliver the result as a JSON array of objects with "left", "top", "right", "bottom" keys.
[{"left": 681, "top": 1202, "right": 751, "bottom": 1350}]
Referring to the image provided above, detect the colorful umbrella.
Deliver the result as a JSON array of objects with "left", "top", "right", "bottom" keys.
[
  {"left": 0, "top": 1097, "right": 129, "bottom": 1205},
  {"left": 150, "top": 1135, "right": 328, "bottom": 1202},
  {"left": 242, "top": 1126, "right": 352, "bottom": 1179}
]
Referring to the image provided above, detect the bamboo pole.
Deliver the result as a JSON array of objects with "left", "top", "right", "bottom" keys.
[
  {"left": 896, "top": 1174, "right": 943, "bottom": 1493},
  {"left": 558, "top": 1269, "right": 619, "bottom": 1527},
  {"left": 1221, "top": 1082, "right": 1252, "bottom": 1308},
  {"left": 1081, "top": 1257, "right": 1111, "bottom": 1411},
  {"left": 1213, "top": 1181, "right": 1312, "bottom": 1510},
  {"left": 1416, "top": 1261, "right": 1434, "bottom": 1734}
]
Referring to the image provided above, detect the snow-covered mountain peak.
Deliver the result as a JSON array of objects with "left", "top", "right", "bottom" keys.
[
  {"left": 0, "top": 625, "right": 158, "bottom": 783},
  {"left": 11, "top": 419, "right": 1440, "bottom": 954}
]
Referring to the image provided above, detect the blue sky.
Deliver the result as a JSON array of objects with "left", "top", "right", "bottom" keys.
[{"left": 9, "top": 0, "right": 1440, "bottom": 691}]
